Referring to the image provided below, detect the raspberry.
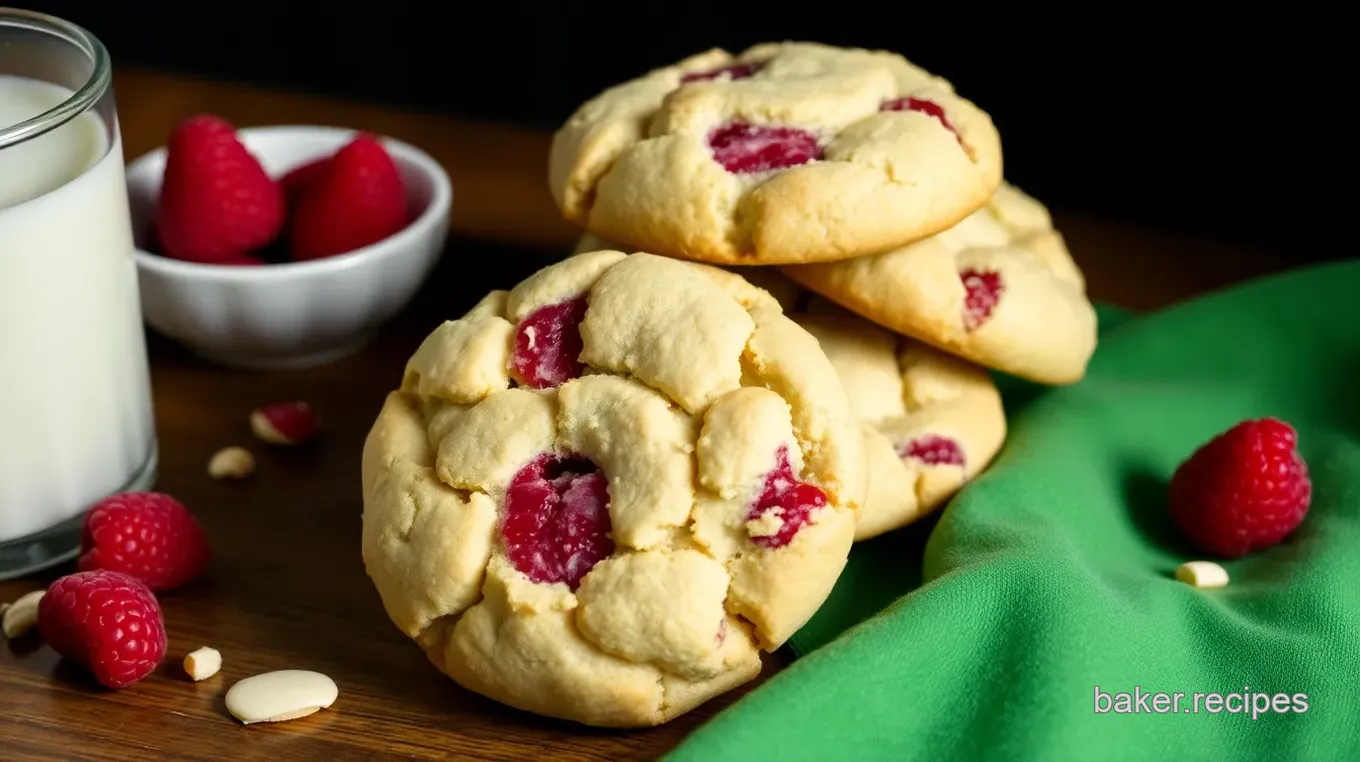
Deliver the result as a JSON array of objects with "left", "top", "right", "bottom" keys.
[
  {"left": 961, "top": 269, "right": 1003, "bottom": 330},
  {"left": 156, "top": 114, "right": 285, "bottom": 264},
  {"left": 682, "top": 62, "right": 763, "bottom": 83},
  {"left": 289, "top": 133, "right": 409, "bottom": 260},
  {"left": 1169, "top": 418, "right": 1313, "bottom": 558},
  {"left": 78, "top": 492, "right": 211, "bottom": 592},
  {"left": 250, "top": 401, "right": 321, "bottom": 446},
  {"left": 37, "top": 570, "right": 167, "bottom": 689},
  {"left": 510, "top": 298, "right": 589, "bottom": 390},
  {"left": 708, "top": 123, "right": 822, "bottom": 174},
  {"left": 502, "top": 453, "right": 614, "bottom": 589},
  {"left": 881, "top": 96, "right": 962, "bottom": 142},
  {"left": 747, "top": 445, "right": 828, "bottom": 549},
  {"left": 279, "top": 156, "right": 331, "bottom": 203},
  {"left": 898, "top": 435, "right": 965, "bottom": 467}
]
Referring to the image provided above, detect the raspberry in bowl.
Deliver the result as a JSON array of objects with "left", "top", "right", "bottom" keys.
[{"left": 125, "top": 119, "right": 452, "bottom": 369}]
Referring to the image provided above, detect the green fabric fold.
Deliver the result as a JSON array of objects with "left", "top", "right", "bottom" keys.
[{"left": 669, "top": 262, "right": 1360, "bottom": 761}]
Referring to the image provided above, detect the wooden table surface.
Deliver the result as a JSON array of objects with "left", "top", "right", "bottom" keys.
[{"left": 0, "top": 66, "right": 1303, "bottom": 761}]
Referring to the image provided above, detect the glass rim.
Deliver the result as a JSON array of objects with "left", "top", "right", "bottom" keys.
[{"left": 0, "top": 7, "right": 110, "bottom": 151}]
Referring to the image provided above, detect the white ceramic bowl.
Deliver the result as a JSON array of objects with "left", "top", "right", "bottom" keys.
[{"left": 126, "top": 125, "right": 452, "bottom": 370}]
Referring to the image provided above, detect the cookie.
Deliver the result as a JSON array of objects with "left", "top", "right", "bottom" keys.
[
  {"left": 704, "top": 260, "right": 1006, "bottom": 540},
  {"left": 550, "top": 42, "right": 1002, "bottom": 265},
  {"left": 361, "top": 250, "right": 864, "bottom": 727},
  {"left": 782, "top": 183, "right": 1097, "bottom": 385},
  {"left": 573, "top": 236, "right": 1006, "bottom": 540},
  {"left": 789, "top": 301, "right": 1006, "bottom": 540}
]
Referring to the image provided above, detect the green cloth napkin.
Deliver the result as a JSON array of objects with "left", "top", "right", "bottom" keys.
[{"left": 669, "top": 261, "right": 1360, "bottom": 761}]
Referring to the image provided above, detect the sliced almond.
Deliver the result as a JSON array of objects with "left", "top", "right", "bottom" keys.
[
  {"left": 2, "top": 590, "right": 44, "bottom": 639},
  {"left": 1175, "top": 561, "right": 1230, "bottom": 590},
  {"left": 225, "top": 670, "right": 338, "bottom": 725},
  {"left": 208, "top": 446, "right": 255, "bottom": 479},
  {"left": 184, "top": 646, "right": 223, "bottom": 681}
]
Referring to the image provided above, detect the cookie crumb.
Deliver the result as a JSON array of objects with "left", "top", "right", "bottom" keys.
[{"left": 745, "top": 510, "right": 784, "bottom": 538}]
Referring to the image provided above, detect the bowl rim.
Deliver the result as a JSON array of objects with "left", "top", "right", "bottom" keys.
[{"left": 130, "top": 124, "right": 453, "bottom": 282}]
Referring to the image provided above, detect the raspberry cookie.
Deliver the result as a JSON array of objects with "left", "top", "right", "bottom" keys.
[
  {"left": 361, "top": 251, "right": 864, "bottom": 727},
  {"left": 572, "top": 237, "right": 1004, "bottom": 540},
  {"left": 791, "top": 301, "right": 1006, "bottom": 539},
  {"left": 550, "top": 42, "right": 1002, "bottom": 265},
  {"left": 782, "top": 183, "right": 1097, "bottom": 385}
]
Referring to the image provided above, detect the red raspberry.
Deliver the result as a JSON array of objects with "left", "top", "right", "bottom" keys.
[
  {"left": 289, "top": 133, "right": 410, "bottom": 260},
  {"left": 898, "top": 435, "right": 965, "bottom": 467},
  {"left": 250, "top": 401, "right": 322, "bottom": 446},
  {"left": 881, "top": 96, "right": 962, "bottom": 143},
  {"left": 37, "top": 570, "right": 167, "bottom": 689},
  {"left": 1169, "top": 418, "right": 1312, "bottom": 558},
  {"left": 509, "top": 298, "right": 589, "bottom": 389},
  {"left": 681, "top": 62, "right": 764, "bottom": 83},
  {"left": 708, "top": 123, "right": 822, "bottom": 174},
  {"left": 278, "top": 156, "right": 331, "bottom": 203},
  {"left": 747, "top": 445, "right": 827, "bottom": 549},
  {"left": 960, "top": 269, "right": 1003, "bottom": 331},
  {"left": 78, "top": 492, "right": 211, "bottom": 592},
  {"left": 502, "top": 453, "right": 614, "bottom": 589},
  {"left": 156, "top": 114, "right": 285, "bottom": 264}
]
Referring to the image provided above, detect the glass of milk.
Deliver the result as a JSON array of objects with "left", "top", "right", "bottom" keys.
[{"left": 0, "top": 9, "right": 157, "bottom": 579}]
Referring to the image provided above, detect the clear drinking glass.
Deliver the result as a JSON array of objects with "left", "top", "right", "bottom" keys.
[{"left": 0, "top": 8, "right": 157, "bottom": 579}]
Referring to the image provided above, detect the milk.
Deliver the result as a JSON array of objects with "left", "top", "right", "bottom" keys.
[{"left": 0, "top": 75, "right": 156, "bottom": 543}]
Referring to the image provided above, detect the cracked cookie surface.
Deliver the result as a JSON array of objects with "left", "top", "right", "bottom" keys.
[
  {"left": 571, "top": 238, "right": 1006, "bottom": 540},
  {"left": 361, "top": 251, "right": 863, "bottom": 727},
  {"left": 781, "top": 183, "right": 1098, "bottom": 385},
  {"left": 780, "top": 295, "right": 1006, "bottom": 540},
  {"left": 550, "top": 42, "right": 1002, "bottom": 265}
]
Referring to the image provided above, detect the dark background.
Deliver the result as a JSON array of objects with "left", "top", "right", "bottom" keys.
[{"left": 22, "top": 2, "right": 1339, "bottom": 261}]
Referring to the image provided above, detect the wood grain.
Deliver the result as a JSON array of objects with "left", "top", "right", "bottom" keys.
[{"left": 1, "top": 66, "right": 1301, "bottom": 761}]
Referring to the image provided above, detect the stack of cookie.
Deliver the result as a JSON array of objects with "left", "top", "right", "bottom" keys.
[
  {"left": 553, "top": 42, "right": 1098, "bottom": 542},
  {"left": 359, "top": 41, "right": 1098, "bottom": 729}
]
